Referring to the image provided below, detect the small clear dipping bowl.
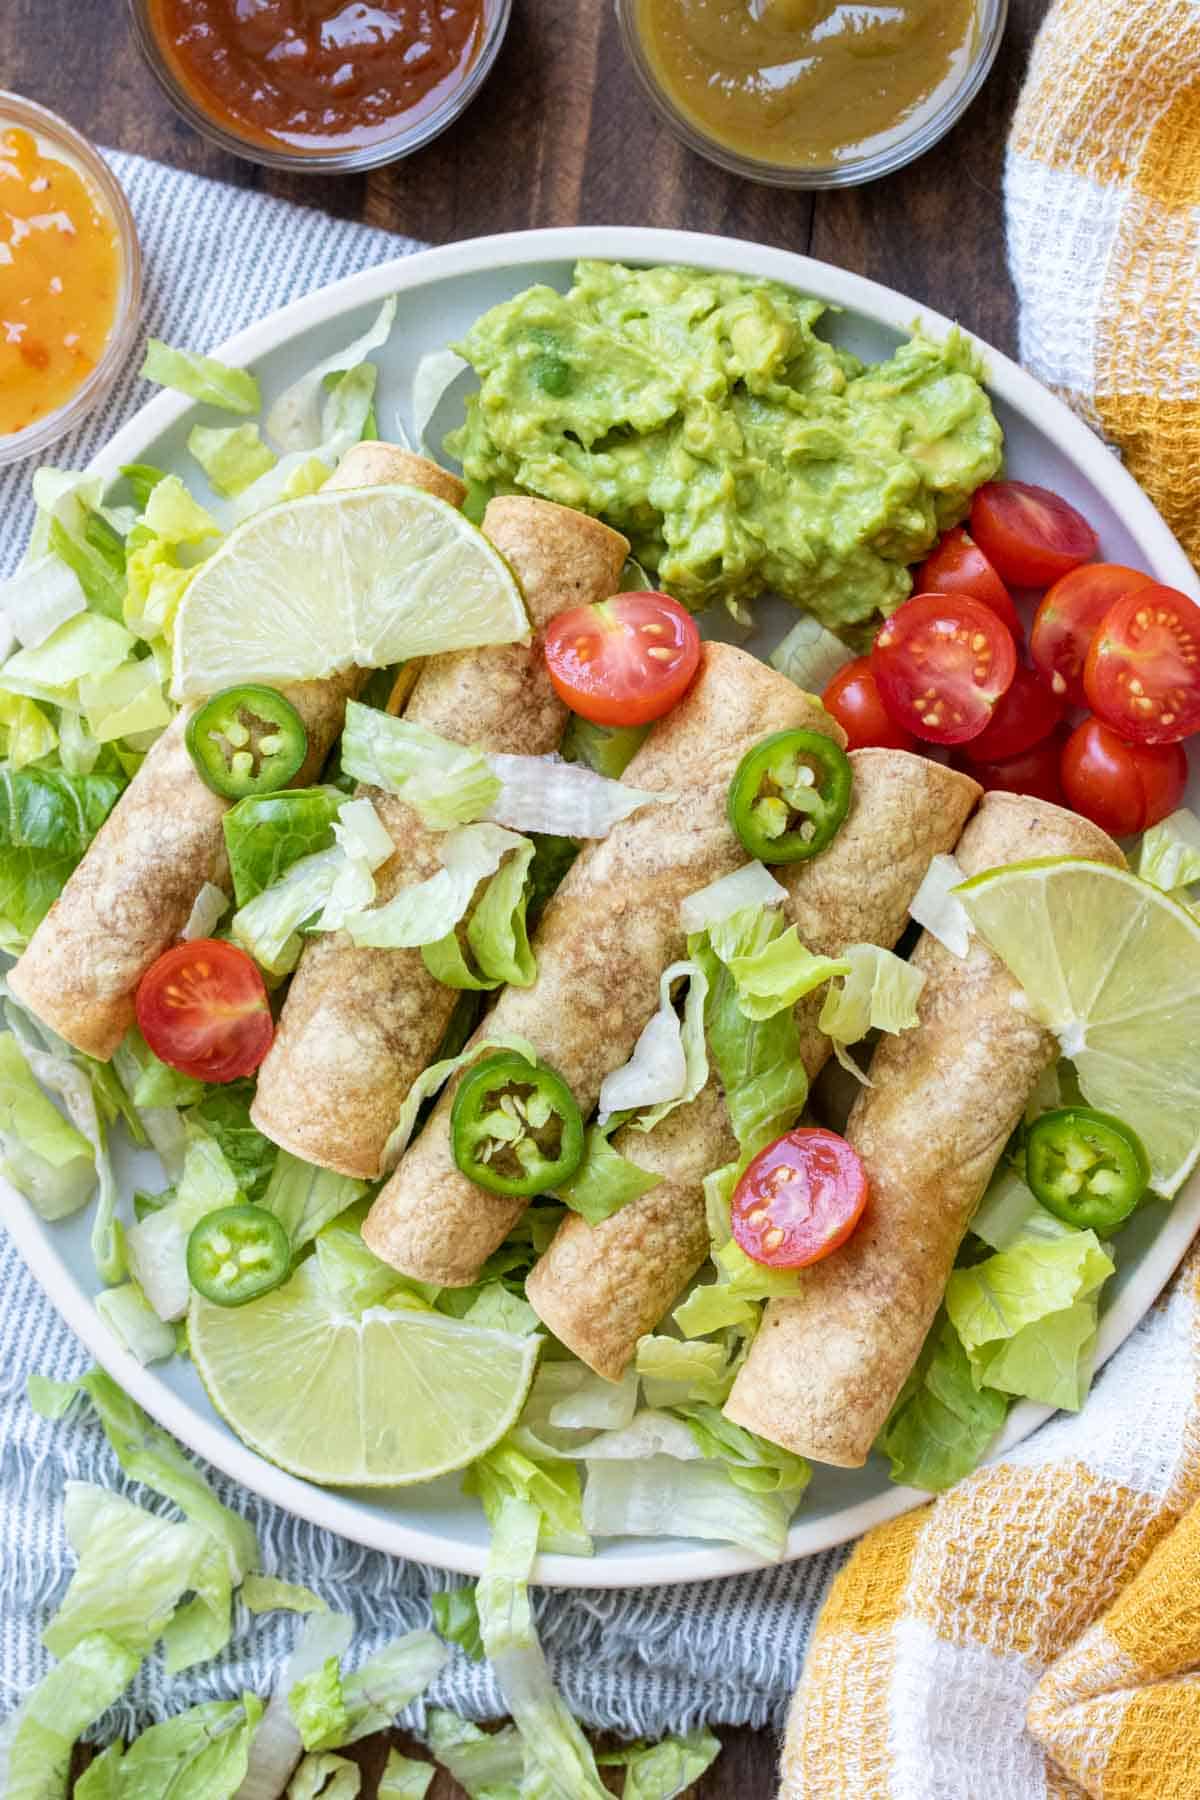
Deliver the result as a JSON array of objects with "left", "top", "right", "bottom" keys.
[
  {"left": 126, "top": 0, "right": 513, "bottom": 174},
  {"left": 0, "top": 94, "right": 142, "bottom": 467},
  {"left": 616, "top": 0, "right": 1009, "bottom": 189}
]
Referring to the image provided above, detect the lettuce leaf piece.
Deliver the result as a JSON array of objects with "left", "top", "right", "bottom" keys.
[
  {"left": 679, "top": 862, "right": 786, "bottom": 935},
  {"left": 451, "top": 827, "right": 536, "bottom": 989},
  {"left": 241, "top": 1574, "right": 328, "bottom": 1616},
  {"left": 0, "top": 1632, "right": 141, "bottom": 1800},
  {"left": 266, "top": 298, "right": 397, "bottom": 451},
  {"left": 689, "top": 929, "right": 809, "bottom": 1158},
  {"left": 598, "top": 1730, "right": 721, "bottom": 1799},
  {"left": 223, "top": 786, "right": 344, "bottom": 908},
  {"left": 288, "top": 1631, "right": 447, "bottom": 1752},
  {"left": 286, "top": 1753, "right": 362, "bottom": 1800},
  {"left": 141, "top": 470, "right": 222, "bottom": 548},
  {"left": 122, "top": 538, "right": 193, "bottom": 646},
  {"left": 431, "top": 1587, "right": 484, "bottom": 1661},
  {"left": 676, "top": 1404, "right": 810, "bottom": 1496},
  {"left": 969, "top": 1164, "right": 1073, "bottom": 1251},
  {"left": 475, "top": 1496, "right": 610, "bottom": 1800},
  {"left": 236, "top": 1613, "right": 352, "bottom": 1800},
  {"left": 80, "top": 655, "right": 172, "bottom": 744},
  {"left": 0, "top": 1029, "right": 95, "bottom": 1219},
  {"left": 0, "top": 612, "right": 134, "bottom": 706},
  {"left": 0, "top": 549, "right": 86, "bottom": 650},
  {"left": 95, "top": 1281, "right": 177, "bottom": 1365},
  {"left": 560, "top": 713, "right": 649, "bottom": 781},
  {"left": 464, "top": 1436, "right": 591, "bottom": 1559},
  {"left": 818, "top": 941, "right": 926, "bottom": 1078},
  {"left": 709, "top": 904, "right": 848, "bottom": 1022},
  {"left": 75, "top": 1695, "right": 263, "bottom": 1799},
  {"left": 457, "top": 1282, "right": 541, "bottom": 1336},
  {"left": 378, "top": 1750, "right": 435, "bottom": 1799},
  {"left": 912, "top": 853, "right": 972, "bottom": 957},
  {"left": 141, "top": 339, "right": 260, "bottom": 414},
  {"left": 411, "top": 345, "right": 467, "bottom": 455},
  {"left": 424, "top": 1711, "right": 524, "bottom": 1800},
  {"left": 598, "top": 960, "right": 708, "bottom": 1129},
  {"left": 482, "top": 752, "right": 662, "bottom": 840},
  {"left": 381, "top": 1034, "right": 537, "bottom": 1171},
  {"left": 0, "top": 691, "right": 58, "bottom": 767},
  {"left": 582, "top": 1455, "right": 796, "bottom": 1560},
  {"left": 120, "top": 463, "right": 168, "bottom": 509},
  {"left": 261, "top": 1150, "right": 366, "bottom": 1251},
  {"left": 671, "top": 1281, "right": 756, "bottom": 1338},
  {"left": 0, "top": 764, "right": 123, "bottom": 946},
  {"left": 313, "top": 1210, "right": 412, "bottom": 1314},
  {"left": 189, "top": 1082, "right": 277, "bottom": 1201},
  {"left": 340, "top": 703, "right": 501, "bottom": 830},
  {"left": 555, "top": 1123, "right": 661, "bottom": 1226},
  {"left": 188, "top": 422, "right": 277, "bottom": 497},
  {"left": 769, "top": 613, "right": 854, "bottom": 695},
  {"left": 1138, "top": 807, "right": 1200, "bottom": 893},
  {"left": 127, "top": 1130, "right": 243, "bottom": 1319},
  {"left": 44, "top": 1481, "right": 212, "bottom": 1657},
  {"left": 229, "top": 847, "right": 344, "bottom": 976},
  {"left": 635, "top": 1335, "right": 732, "bottom": 1407},
  {"left": 876, "top": 1311, "right": 1009, "bottom": 1491},
  {"left": 344, "top": 823, "right": 530, "bottom": 971}
]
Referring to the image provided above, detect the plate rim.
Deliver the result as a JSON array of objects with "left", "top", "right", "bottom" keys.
[{"left": 6, "top": 224, "right": 1199, "bottom": 1589}]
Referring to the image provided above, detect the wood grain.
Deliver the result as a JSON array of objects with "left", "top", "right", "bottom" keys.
[{"left": 8, "top": 2, "right": 1050, "bottom": 1793}]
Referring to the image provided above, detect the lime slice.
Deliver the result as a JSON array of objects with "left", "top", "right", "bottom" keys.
[
  {"left": 172, "top": 483, "right": 528, "bottom": 700},
  {"left": 189, "top": 1258, "right": 539, "bottom": 1486},
  {"left": 958, "top": 857, "right": 1200, "bottom": 1196}
]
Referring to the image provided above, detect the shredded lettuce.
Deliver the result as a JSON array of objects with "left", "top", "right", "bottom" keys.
[
  {"left": 223, "top": 786, "right": 345, "bottom": 908},
  {"left": 313, "top": 1211, "right": 410, "bottom": 1314},
  {"left": 635, "top": 1335, "right": 731, "bottom": 1406},
  {"left": 945, "top": 1229, "right": 1115, "bottom": 1411},
  {"left": 769, "top": 614, "right": 854, "bottom": 694},
  {"left": 0, "top": 612, "right": 135, "bottom": 708},
  {"left": 582, "top": 1455, "right": 795, "bottom": 1561},
  {"left": 287, "top": 1631, "right": 447, "bottom": 1752},
  {"left": 241, "top": 1575, "right": 327, "bottom": 1616},
  {"left": 378, "top": 1749, "right": 435, "bottom": 1798},
  {"left": 911, "top": 853, "right": 972, "bottom": 956},
  {"left": 1138, "top": 807, "right": 1200, "bottom": 893},
  {"left": 431, "top": 1587, "right": 484, "bottom": 1661},
  {"left": 230, "top": 798, "right": 393, "bottom": 975},
  {"left": 141, "top": 339, "right": 260, "bottom": 414},
  {"left": 187, "top": 1084, "right": 278, "bottom": 1201},
  {"left": 75, "top": 1695, "right": 263, "bottom": 1799},
  {"left": 126, "top": 1130, "right": 242, "bottom": 1319},
  {"left": 0, "top": 1029, "right": 95, "bottom": 1219},
  {"left": 411, "top": 347, "right": 467, "bottom": 454},
  {"left": 235, "top": 349, "right": 389, "bottom": 523},
  {"left": 464, "top": 1437, "right": 591, "bottom": 1559},
  {"left": 286, "top": 1753, "right": 362, "bottom": 1800},
  {"left": 599, "top": 1730, "right": 722, "bottom": 1798},
  {"left": 707, "top": 904, "right": 848, "bottom": 1022},
  {"left": 598, "top": 959, "right": 708, "bottom": 1127},
  {"left": 561, "top": 713, "right": 649, "bottom": 781},
  {"left": 182, "top": 880, "right": 229, "bottom": 941},
  {"left": 818, "top": 942, "right": 926, "bottom": 1078},
  {"left": 424, "top": 1711, "right": 524, "bottom": 1799},
  {"left": 341, "top": 703, "right": 501, "bottom": 828},
  {"left": 188, "top": 423, "right": 277, "bottom": 497},
  {"left": 679, "top": 862, "right": 786, "bottom": 934},
  {"left": 236, "top": 1612, "right": 352, "bottom": 1800},
  {"left": 95, "top": 1282, "right": 177, "bottom": 1365},
  {"left": 45, "top": 1482, "right": 207, "bottom": 1662},
  {"left": 0, "top": 550, "right": 86, "bottom": 651},
  {"left": 689, "top": 920, "right": 810, "bottom": 1158},
  {"left": 267, "top": 299, "right": 398, "bottom": 451},
  {"left": 676, "top": 1404, "right": 810, "bottom": 1496},
  {"left": 0, "top": 691, "right": 58, "bottom": 767},
  {"left": 877, "top": 1311, "right": 1010, "bottom": 1491},
  {"left": 482, "top": 752, "right": 663, "bottom": 840},
  {"left": 555, "top": 1124, "right": 661, "bottom": 1225},
  {"left": 261, "top": 1150, "right": 366, "bottom": 1251},
  {"left": 0, "top": 1632, "right": 141, "bottom": 1800},
  {"left": 380, "top": 1033, "right": 537, "bottom": 1171},
  {"left": 969, "top": 1164, "right": 1073, "bottom": 1251},
  {"left": 475, "top": 1496, "right": 610, "bottom": 1800}
]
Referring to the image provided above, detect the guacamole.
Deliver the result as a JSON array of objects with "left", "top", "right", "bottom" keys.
[{"left": 448, "top": 261, "right": 1003, "bottom": 631}]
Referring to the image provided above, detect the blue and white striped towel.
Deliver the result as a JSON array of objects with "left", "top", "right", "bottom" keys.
[{"left": 0, "top": 151, "right": 841, "bottom": 1748}]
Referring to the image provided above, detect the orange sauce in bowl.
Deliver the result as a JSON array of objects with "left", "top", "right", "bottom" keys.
[{"left": 0, "top": 125, "right": 121, "bottom": 438}]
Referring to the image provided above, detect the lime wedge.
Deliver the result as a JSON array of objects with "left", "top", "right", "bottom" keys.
[
  {"left": 958, "top": 857, "right": 1200, "bottom": 1196},
  {"left": 172, "top": 483, "right": 528, "bottom": 700},
  {"left": 189, "top": 1259, "right": 539, "bottom": 1486}
]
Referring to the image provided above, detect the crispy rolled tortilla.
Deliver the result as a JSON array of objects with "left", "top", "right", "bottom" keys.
[
  {"left": 722, "top": 790, "right": 1125, "bottom": 1468},
  {"left": 250, "top": 497, "right": 630, "bottom": 1177},
  {"left": 363, "top": 641, "right": 847, "bottom": 1285},
  {"left": 8, "top": 445, "right": 452, "bottom": 1061},
  {"left": 525, "top": 749, "right": 982, "bottom": 1379}
]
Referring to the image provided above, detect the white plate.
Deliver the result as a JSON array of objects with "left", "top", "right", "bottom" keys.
[{"left": 6, "top": 228, "right": 1200, "bottom": 1589}]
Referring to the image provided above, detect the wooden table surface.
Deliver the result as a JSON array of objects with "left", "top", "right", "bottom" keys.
[{"left": 7, "top": 0, "right": 1048, "bottom": 1792}]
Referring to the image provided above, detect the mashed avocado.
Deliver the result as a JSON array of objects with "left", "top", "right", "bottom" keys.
[{"left": 449, "top": 261, "right": 1003, "bottom": 631}]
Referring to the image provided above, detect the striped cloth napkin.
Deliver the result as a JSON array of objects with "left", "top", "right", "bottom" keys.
[
  {"left": 783, "top": 4, "right": 1200, "bottom": 1794},
  {"left": 0, "top": 149, "right": 835, "bottom": 1753}
]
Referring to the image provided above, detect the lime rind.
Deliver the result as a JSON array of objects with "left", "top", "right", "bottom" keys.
[
  {"left": 172, "top": 483, "right": 529, "bottom": 700},
  {"left": 958, "top": 858, "right": 1200, "bottom": 1197},
  {"left": 189, "top": 1258, "right": 540, "bottom": 1487}
]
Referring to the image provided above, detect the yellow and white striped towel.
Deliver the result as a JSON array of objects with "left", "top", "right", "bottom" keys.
[{"left": 783, "top": 4, "right": 1200, "bottom": 1793}]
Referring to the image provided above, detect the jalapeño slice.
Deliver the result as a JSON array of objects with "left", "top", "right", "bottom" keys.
[
  {"left": 186, "top": 1204, "right": 290, "bottom": 1307},
  {"left": 1025, "top": 1106, "right": 1150, "bottom": 1233},
  {"left": 728, "top": 729, "right": 852, "bottom": 863},
  {"left": 186, "top": 683, "right": 308, "bottom": 799},
  {"left": 450, "top": 1051, "right": 584, "bottom": 1197}
]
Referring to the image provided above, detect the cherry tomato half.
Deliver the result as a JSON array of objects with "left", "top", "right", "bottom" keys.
[
  {"left": 1060, "top": 717, "right": 1187, "bottom": 837},
  {"left": 961, "top": 663, "right": 1065, "bottom": 765},
  {"left": 970, "top": 481, "right": 1098, "bottom": 587},
  {"left": 136, "top": 939, "right": 273, "bottom": 1083},
  {"left": 871, "top": 592, "right": 1017, "bottom": 746},
  {"left": 965, "top": 730, "right": 1067, "bottom": 807},
  {"left": 731, "top": 1127, "right": 868, "bottom": 1270},
  {"left": 1083, "top": 584, "right": 1200, "bottom": 745},
  {"left": 544, "top": 590, "right": 701, "bottom": 727},
  {"left": 1030, "top": 563, "right": 1154, "bottom": 706},
  {"left": 822, "top": 656, "right": 915, "bottom": 751},
  {"left": 914, "top": 526, "right": 1023, "bottom": 639}
]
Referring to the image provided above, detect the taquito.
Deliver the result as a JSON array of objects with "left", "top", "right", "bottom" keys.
[
  {"left": 250, "top": 497, "right": 629, "bottom": 1177},
  {"left": 526, "top": 749, "right": 981, "bottom": 1378},
  {"left": 363, "top": 641, "right": 846, "bottom": 1285},
  {"left": 8, "top": 444, "right": 455, "bottom": 1061},
  {"left": 723, "top": 790, "right": 1124, "bottom": 1467}
]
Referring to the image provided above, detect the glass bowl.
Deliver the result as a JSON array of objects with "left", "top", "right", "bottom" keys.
[
  {"left": 126, "top": 0, "right": 513, "bottom": 174},
  {"left": 0, "top": 93, "right": 142, "bottom": 467},
  {"left": 616, "top": 0, "right": 1009, "bottom": 189}
]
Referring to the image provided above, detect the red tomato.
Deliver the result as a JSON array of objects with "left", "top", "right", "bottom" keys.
[
  {"left": 544, "top": 591, "right": 701, "bottom": 727},
  {"left": 136, "top": 939, "right": 273, "bottom": 1083},
  {"left": 914, "top": 526, "right": 1023, "bottom": 639},
  {"left": 961, "top": 664, "right": 1065, "bottom": 765},
  {"left": 822, "top": 656, "right": 915, "bottom": 751},
  {"left": 731, "top": 1128, "right": 869, "bottom": 1270},
  {"left": 871, "top": 592, "right": 1017, "bottom": 746},
  {"left": 966, "top": 732, "right": 1067, "bottom": 807},
  {"left": 1083, "top": 584, "right": 1200, "bottom": 745},
  {"left": 1031, "top": 564, "right": 1154, "bottom": 706},
  {"left": 970, "top": 481, "right": 1098, "bottom": 587},
  {"left": 1060, "top": 717, "right": 1187, "bottom": 837}
]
